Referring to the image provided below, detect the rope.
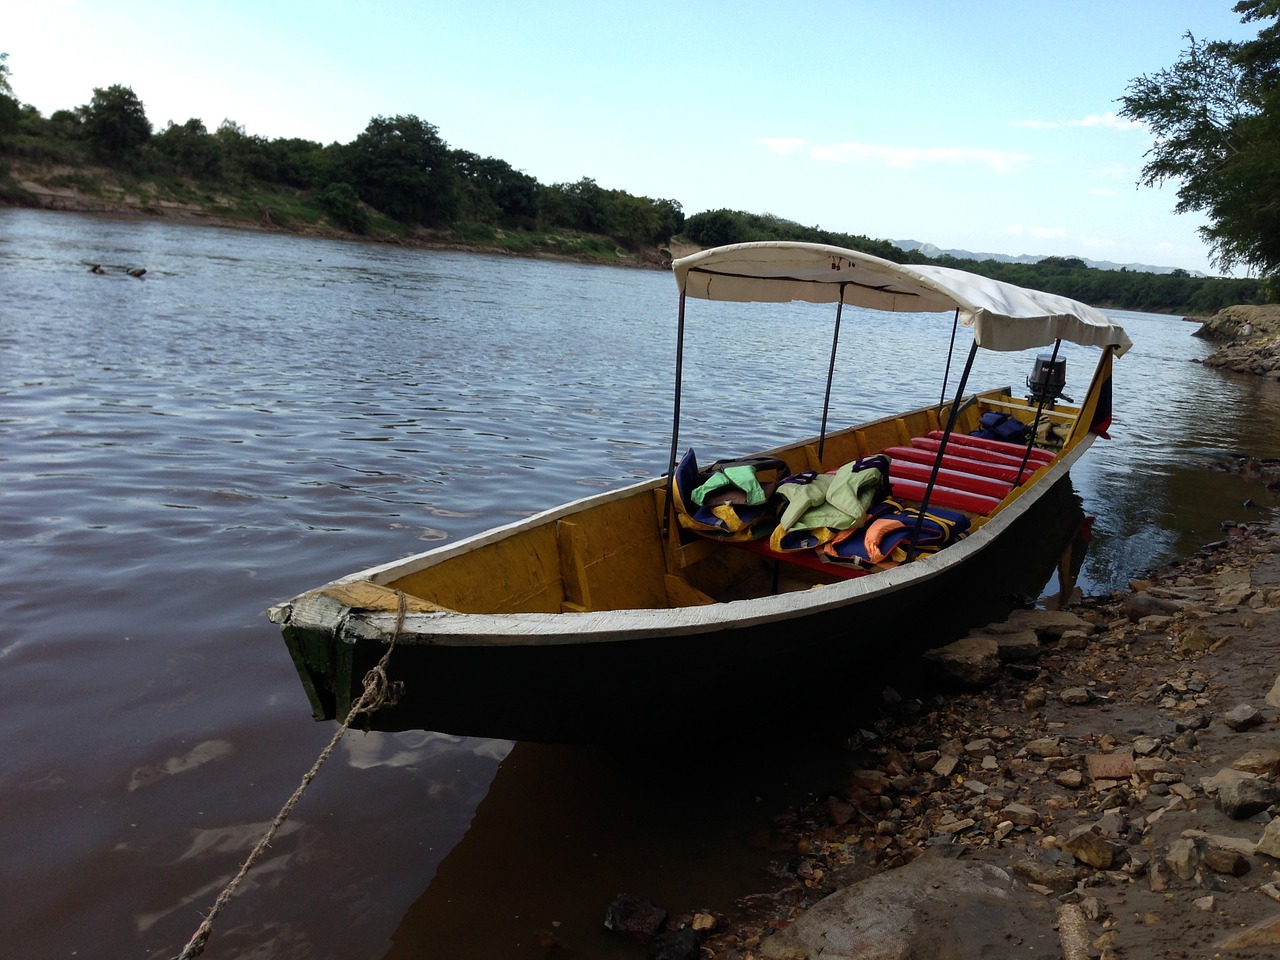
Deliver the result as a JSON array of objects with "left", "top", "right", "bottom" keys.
[{"left": 174, "top": 592, "right": 409, "bottom": 960}]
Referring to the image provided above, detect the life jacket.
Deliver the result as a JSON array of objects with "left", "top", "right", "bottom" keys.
[
  {"left": 768, "top": 454, "right": 891, "bottom": 553},
  {"left": 822, "top": 496, "right": 970, "bottom": 570},
  {"left": 672, "top": 448, "right": 790, "bottom": 541}
]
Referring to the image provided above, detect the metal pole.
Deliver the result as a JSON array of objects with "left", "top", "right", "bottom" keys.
[
  {"left": 817, "top": 285, "right": 847, "bottom": 462},
  {"left": 939, "top": 307, "right": 960, "bottom": 410},
  {"left": 908, "top": 339, "right": 978, "bottom": 560},
  {"left": 661, "top": 291, "right": 688, "bottom": 539}
]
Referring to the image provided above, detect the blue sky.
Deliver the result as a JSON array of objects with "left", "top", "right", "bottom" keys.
[{"left": 7, "top": 1, "right": 1263, "bottom": 274}]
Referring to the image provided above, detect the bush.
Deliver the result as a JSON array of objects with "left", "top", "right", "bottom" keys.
[{"left": 318, "top": 182, "right": 369, "bottom": 234}]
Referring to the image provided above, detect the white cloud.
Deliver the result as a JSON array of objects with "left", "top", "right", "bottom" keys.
[
  {"left": 754, "top": 137, "right": 810, "bottom": 156},
  {"left": 803, "top": 141, "right": 1031, "bottom": 174},
  {"left": 1011, "top": 111, "right": 1142, "bottom": 132}
]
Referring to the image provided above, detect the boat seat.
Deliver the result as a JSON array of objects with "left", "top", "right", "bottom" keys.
[
  {"left": 882, "top": 445, "right": 1035, "bottom": 484},
  {"left": 911, "top": 436, "right": 1041, "bottom": 469},
  {"left": 924, "top": 430, "right": 1055, "bottom": 465},
  {"left": 888, "top": 478, "right": 999, "bottom": 515},
  {"left": 885, "top": 458, "right": 1013, "bottom": 500}
]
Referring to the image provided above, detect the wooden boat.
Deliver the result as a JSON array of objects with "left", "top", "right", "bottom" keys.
[{"left": 269, "top": 242, "right": 1131, "bottom": 743}]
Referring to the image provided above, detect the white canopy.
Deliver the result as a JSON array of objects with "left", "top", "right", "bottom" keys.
[{"left": 672, "top": 241, "right": 1131, "bottom": 356}]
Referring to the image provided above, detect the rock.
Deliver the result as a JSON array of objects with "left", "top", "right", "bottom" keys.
[
  {"left": 1055, "top": 769, "right": 1084, "bottom": 789},
  {"left": 1223, "top": 703, "right": 1264, "bottom": 731},
  {"left": 1177, "top": 626, "right": 1215, "bottom": 654},
  {"left": 1200, "top": 846, "right": 1251, "bottom": 876},
  {"left": 1096, "top": 810, "right": 1126, "bottom": 838},
  {"left": 921, "top": 637, "right": 1000, "bottom": 687},
  {"left": 1062, "top": 831, "right": 1122, "bottom": 869},
  {"left": 758, "top": 853, "right": 1040, "bottom": 960},
  {"left": 1000, "top": 608, "right": 1092, "bottom": 639},
  {"left": 827, "top": 796, "right": 855, "bottom": 826},
  {"left": 1060, "top": 687, "right": 1092, "bottom": 706},
  {"left": 993, "top": 629, "right": 1041, "bottom": 661},
  {"left": 1202, "top": 767, "right": 1258, "bottom": 795},
  {"left": 1216, "top": 914, "right": 1280, "bottom": 950},
  {"left": 1216, "top": 778, "right": 1280, "bottom": 819},
  {"left": 1086, "top": 753, "right": 1134, "bottom": 781},
  {"left": 1013, "top": 849, "right": 1077, "bottom": 893},
  {"left": 1025, "top": 737, "right": 1062, "bottom": 759},
  {"left": 654, "top": 926, "right": 705, "bottom": 960},
  {"left": 932, "top": 754, "right": 960, "bottom": 777},
  {"left": 604, "top": 893, "right": 667, "bottom": 941},
  {"left": 1256, "top": 818, "right": 1280, "bottom": 859},
  {"left": 1267, "top": 675, "right": 1280, "bottom": 709},
  {"left": 1165, "top": 837, "right": 1199, "bottom": 880},
  {"left": 1175, "top": 711, "right": 1210, "bottom": 731},
  {"left": 1124, "top": 592, "right": 1183, "bottom": 622},
  {"left": 1134, "top": 757, "right": 1172, "bottom": 782},
  {"left": 964, "top": 737, "right": 993, "bottom": 756},
  {"left": 1232, "top": 747, "right": 1280, "bottom": 776},
  {"left": 1194, "top": 895, "right": 1216, "bottom": 911},
  {"left": 1023, "top": 687, "right": 1048, "bottom": 710},
  {"left": 1002, "top": 803, "right": 1041, "bottom": 827},
  {"left": 1182, "top": 830, "right": 1256, "bottom": 858},
  {"left": 1133, "top": 736, "right": 1161, "bottom": 756},
  {"left": 1056, "top": 903, "right": 1091, "bottom": 960}
]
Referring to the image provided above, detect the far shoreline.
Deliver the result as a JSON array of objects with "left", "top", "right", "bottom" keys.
[{"left": 1, "top": 189, "right": 683, "bottom": 272}]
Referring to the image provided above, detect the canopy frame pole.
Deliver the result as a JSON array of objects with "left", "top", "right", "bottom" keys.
[
  {"left": 908, "top": 339, "right": 978, "bottom": 560},
  {"left": 939, "top": 307, "right": 961, "bottom": 410},
  {"left": 1015, "top": 338, "right": 1062, "bottom": 487},
  {"left": 817, "top": 285, "right": 848, "bottom": 462},
  {"left": 661, "top": 291, "right": 689, "bottom": 540}
]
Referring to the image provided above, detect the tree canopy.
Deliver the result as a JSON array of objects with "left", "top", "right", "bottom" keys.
[
  {"left": 81, "top": 84, "right": 151, "bottom": 160},
  {"left": 1120, "top": 2, "right": 1280, "bottom": 276}
]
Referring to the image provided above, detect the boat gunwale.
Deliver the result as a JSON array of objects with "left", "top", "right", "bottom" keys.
[{"left": 304, "top": 432, "right": 1095, "bottom": 646}]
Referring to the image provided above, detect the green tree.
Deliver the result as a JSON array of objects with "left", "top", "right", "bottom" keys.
[
  {"left": 82, "top": 84, "right": 152, "bottom": 161},
  {"left": 267, "top": 137, "right": 335, "bottom": 189},
  {"left": 152, "top": 118, "right": 222, "bottom": 179},
  {"left": 1119, "top": 6, "right": 1280, "bottom": 275},
  {"left": 47, "top": 108, "right": 83, "bottom": 139},
  {"left": 318, "top": 182, "right": 369, "bottom": 233},
  {"left": 342, "top": 114, "right": 458, "bottom": 225},
  {"left": 540, "top": 177, "right": 609, "bottom": 232},
  {"left": 0, "top": 52, "right": 18, "bottom": 139},
  {"left": 452, "top": 150, "right": 540, "bottom": 225},
  {"left": 214, "top": 119, "right": 276, "bottom": 182}
]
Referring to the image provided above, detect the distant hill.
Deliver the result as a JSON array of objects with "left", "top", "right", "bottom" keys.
[{"left": 893, "top": 239, "right": 1207, "bottom": 278}]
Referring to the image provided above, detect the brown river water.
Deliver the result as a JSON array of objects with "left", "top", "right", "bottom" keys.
[{"left": 2, "top": 208, "right": 1279, "bottom": 959}]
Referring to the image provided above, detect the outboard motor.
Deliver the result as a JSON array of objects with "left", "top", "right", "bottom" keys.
[{"left": 1026, "top": 354, "right": 1070, "bottom": 406}]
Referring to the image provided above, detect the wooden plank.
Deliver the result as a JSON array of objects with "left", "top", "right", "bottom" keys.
[
  {"left": 664, "top": 574, "right": 717, "bottom": 607},
  {"left": 557, "top": 519, "right": 593, "bottom": 611},
  {"left": 318, "top": 580, "right": 451, "bottom": 613},
  {"left": 980, "top": 397, "right": 1077, "bottom": 422}
]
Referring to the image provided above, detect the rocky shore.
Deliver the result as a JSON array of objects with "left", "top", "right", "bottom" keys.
[
  {"left": 1195, "top": 304, "right": 1280, "bottom": 381},
  {"left": 618, "top": 522, "right": 1280, "bottom": 960}
]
